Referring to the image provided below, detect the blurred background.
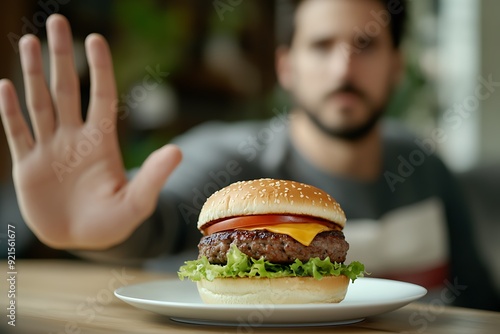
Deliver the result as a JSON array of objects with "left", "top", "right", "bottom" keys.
[{"left": 0, "top": 0, "right": 498, "bottom": 286}]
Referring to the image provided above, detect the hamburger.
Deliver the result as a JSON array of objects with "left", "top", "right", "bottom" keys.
[{"left": 178, "top": 178, "right": 365, "bottom": 304}]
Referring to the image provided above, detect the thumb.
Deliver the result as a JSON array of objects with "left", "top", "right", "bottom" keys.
[{"left": 125, "top": 144, "right": 182, "bottom": 218}]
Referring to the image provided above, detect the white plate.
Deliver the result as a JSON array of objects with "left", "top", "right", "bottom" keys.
[{"left": 114, "top": 277, "right": 426, "bottom": 327}]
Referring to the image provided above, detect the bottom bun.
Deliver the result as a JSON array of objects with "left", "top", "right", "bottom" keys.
[{"left": 196, "top": 275, "right": 349, "bottom": 304}]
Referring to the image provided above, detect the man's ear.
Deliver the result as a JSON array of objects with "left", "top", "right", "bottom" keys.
[{"left": 276, "top": 46, "right": 293, "bottom": 90}]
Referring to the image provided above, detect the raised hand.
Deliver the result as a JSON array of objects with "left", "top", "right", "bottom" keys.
[{"left": 0, "top": 15, "right": 182, "bottom": 250}]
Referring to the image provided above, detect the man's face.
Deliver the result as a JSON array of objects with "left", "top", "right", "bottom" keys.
[{"left": 279, "top": 0, "right": 403, "bottom": 140}]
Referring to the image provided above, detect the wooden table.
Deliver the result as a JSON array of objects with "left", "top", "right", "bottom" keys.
[{"left": 1, "top": 260, "right": 499, "bottom": 333}]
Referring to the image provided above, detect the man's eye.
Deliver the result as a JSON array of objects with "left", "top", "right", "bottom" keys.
[
  {"left": 310, "top": 40, "right": 331, "bottom": 53},
  {"left": 358, "top": 39, "right": 377, "bottom": 52}
]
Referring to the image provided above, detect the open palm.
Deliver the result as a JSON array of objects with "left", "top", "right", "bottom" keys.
[{"left": 0, "top": 15, "right": 181, "bottom": 250}]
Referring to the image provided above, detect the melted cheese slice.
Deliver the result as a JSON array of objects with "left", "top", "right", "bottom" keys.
[{"left": 244, "top": 223, "right": 333, "bottom": 246}]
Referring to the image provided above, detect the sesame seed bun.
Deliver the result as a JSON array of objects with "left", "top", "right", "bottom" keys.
[{"left": 197, "top": 178, "right": 346, "bottom": 231}]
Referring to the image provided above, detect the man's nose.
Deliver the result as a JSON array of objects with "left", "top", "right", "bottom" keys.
[{"left": 327, "top": 44, "right": 356, "bottom": 81}]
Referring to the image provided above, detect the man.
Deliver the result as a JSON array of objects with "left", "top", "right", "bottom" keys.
[{"left": 0, "top": 0, "right": 497, "bottom": 310}]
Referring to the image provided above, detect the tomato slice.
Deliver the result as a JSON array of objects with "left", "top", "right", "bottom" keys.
[{"left": 202, "top": 214, "right": 339, "bottom": 235}]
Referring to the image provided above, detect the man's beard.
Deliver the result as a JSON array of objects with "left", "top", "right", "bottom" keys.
[{"left": 296, "top": 83, "right": 388, "bottom": 142}]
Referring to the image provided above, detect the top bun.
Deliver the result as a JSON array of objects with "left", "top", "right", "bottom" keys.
[{"left": 198, "top": 178, "right": 346, "bottom": 231}]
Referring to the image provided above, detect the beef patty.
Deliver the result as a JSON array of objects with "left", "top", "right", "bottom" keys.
[{"left": 198, "top": 229, "right": 349, "bottom": 264}]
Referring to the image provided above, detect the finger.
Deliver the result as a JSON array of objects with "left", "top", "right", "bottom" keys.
[
  {"left": 46, "top": 14, "right": 81, "bottom": 126},
  {"left": 125, "top": 144, "right": 183, "bottom": 219},
  {"left": 19, "top": 35, "right": 55, "bottom": 141},
  {"left": 0, "top": 79, "right": 34, "bottom": 162},
  {"left": 85, "top": 34, "right": 118, "bottom": 125}
]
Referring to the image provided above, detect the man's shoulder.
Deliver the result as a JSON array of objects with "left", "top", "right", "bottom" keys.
[
  {"left": 171, "top": 119, "right": 289, "bottom": 169},
  {"left": 382, "top": 119, "right": 445, "bottom": 165},
  {"left": 381, "top": 119, "right": 455, "bottom": 189},
  {"left": 173, "top": 120, "right": 271, "bottom": 146}
]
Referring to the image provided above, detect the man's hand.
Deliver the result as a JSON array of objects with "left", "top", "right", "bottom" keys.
[{"left": 0, "top": 14, "right": 182, "bottom": 250}]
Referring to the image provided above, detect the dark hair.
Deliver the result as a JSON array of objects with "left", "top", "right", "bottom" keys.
[{"left": 276, "top": 0, "right": 407, "bottom": 49}]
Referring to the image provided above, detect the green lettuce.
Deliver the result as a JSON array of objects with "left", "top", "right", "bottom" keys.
[{"left": 178, "top": 244, "right": 366, "bottom": 282}]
